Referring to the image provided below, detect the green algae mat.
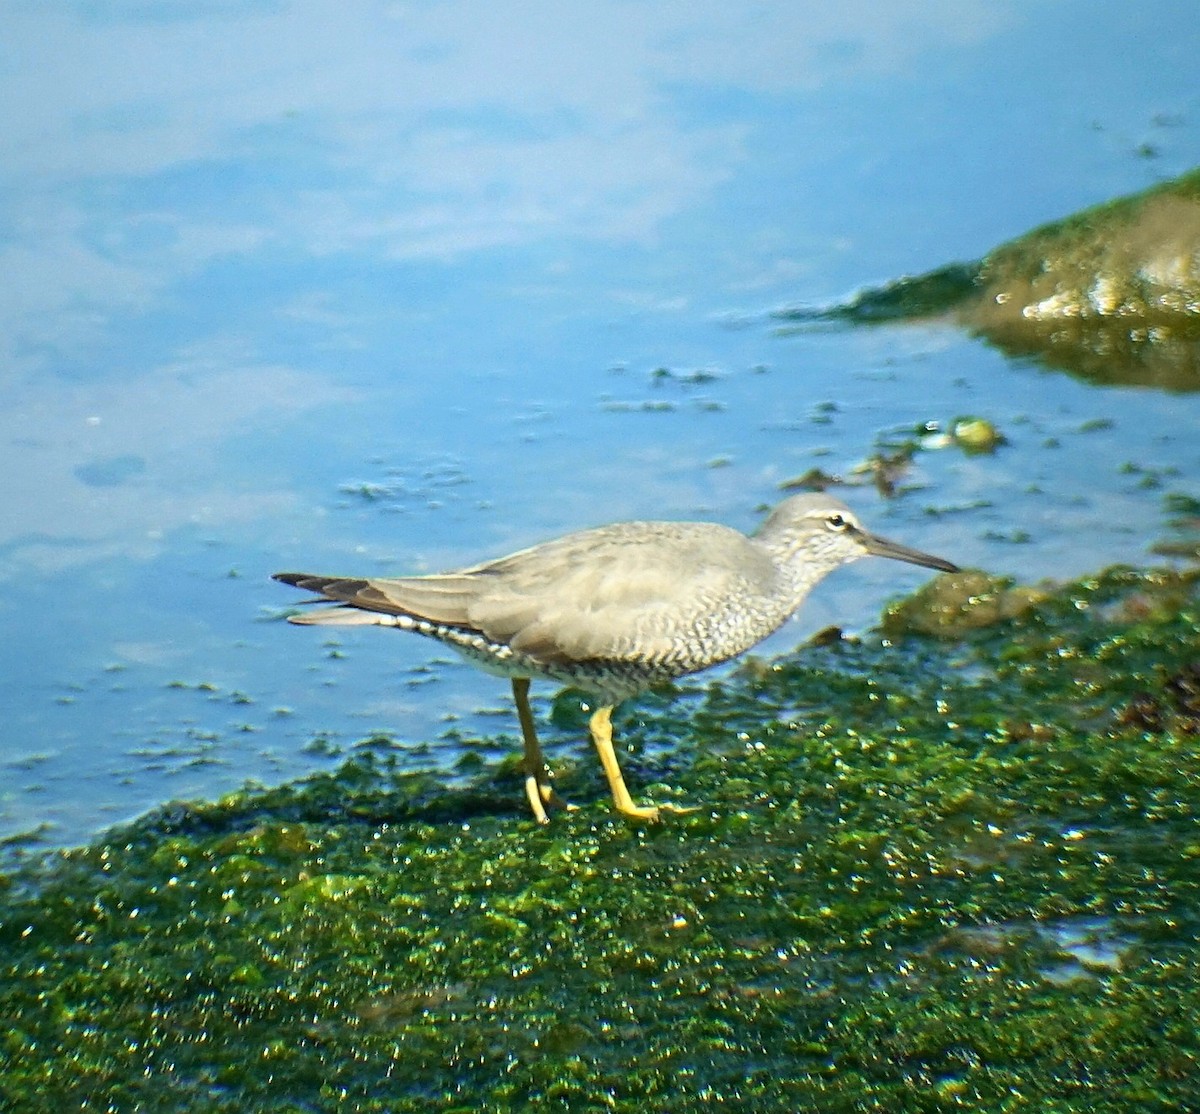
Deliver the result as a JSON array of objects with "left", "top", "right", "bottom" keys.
[
  {"left": 777, "top": 167, "right": 1200, "bottom": 391},
  {"left": 2, "top": 566, "right": 1198, "bottom": 1112}
]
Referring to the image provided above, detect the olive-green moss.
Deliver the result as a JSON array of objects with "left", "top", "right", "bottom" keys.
[
  {"left": 962, "top": 169, "right": 1200, "bottom": 390},
  {"left": 1, "top": 565, "right": 1198, "bottom": 1112},
  {"left": 776, "top": 168, "right": 1200, "bottom": 390}
]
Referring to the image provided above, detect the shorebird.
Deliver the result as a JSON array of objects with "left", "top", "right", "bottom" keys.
[{"left": 274, "top": 493, "right": 957, "bottom": 823}]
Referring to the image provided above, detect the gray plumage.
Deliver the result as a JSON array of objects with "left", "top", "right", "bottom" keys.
[{"left": 274, "top": 493, "right": 958, "bottom": 821}]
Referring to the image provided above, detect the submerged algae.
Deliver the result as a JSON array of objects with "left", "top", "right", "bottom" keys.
[{"left": 1, "top": 565, "right": 1198, "bottom": 1112}]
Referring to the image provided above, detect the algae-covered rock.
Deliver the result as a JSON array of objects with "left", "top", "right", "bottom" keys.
[
  {"left": 778, "top": 168, "right": 1200, "bottom": 390},
  {"left": 1, "top": 565, "right": 1198, "bottom": 1111},
  {"left": 962, "top": 168, "right": 1200, "bottom": 389},
  {"left": 880, "top": 569, "right": 1045, "bottom": 637}
]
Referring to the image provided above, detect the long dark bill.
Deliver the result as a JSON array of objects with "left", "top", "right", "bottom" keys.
[{"left": 861, "top": 531, "right": 959, "bottom": 573}]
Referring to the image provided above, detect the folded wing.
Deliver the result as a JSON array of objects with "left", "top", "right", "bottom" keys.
[{"left": 275, "top": 521, "right": 779, "bottom": 668}]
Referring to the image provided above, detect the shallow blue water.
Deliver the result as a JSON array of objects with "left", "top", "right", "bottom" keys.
[{"left": 2, "top": 0, "right": 1198, "bottom": 847}]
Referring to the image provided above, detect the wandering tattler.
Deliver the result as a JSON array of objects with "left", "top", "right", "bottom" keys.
[{"left": 274, "top": 493, "right": 957, "bottom": 823}]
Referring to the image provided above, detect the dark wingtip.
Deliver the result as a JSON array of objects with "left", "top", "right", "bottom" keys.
[{"left": 273, "top": 572, "right": 310, "bottom": 587}]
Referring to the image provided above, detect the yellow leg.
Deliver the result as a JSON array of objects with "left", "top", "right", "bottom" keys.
[
  {"left": 512, "top": 677, "right": 573, "bottom": 823},
  {"left": 588, "top": 706, "right": 662, "bottom": 821}
]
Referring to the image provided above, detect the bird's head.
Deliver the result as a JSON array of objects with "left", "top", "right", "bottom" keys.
[{"left": 755, "top": 493, "right": 959, "bottom": 586}]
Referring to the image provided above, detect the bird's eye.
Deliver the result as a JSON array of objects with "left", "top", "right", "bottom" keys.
[{"left": 826, "top": 513, "right": 848, "bottom": 532}]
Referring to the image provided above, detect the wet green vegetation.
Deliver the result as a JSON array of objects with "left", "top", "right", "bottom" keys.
[
  {"left": 2, "top": 564, "right": 1198, "bottom": 1111},
  {"left": 779, "top": 167, "right": 1200, "bottom": 390}
]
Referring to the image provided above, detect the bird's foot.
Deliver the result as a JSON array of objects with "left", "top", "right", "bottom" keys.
[
  {"left": 539, "top": 784, "right": 577, "bottom": 811},
  {"left": 614, "top": 801, "right": 662, "bottom": 822},
  {"left": 613, "top": 800, "right": 698, "bottom": 822},
  {"left": 525, "top": 773, "right": 577, "bottom": 824}
]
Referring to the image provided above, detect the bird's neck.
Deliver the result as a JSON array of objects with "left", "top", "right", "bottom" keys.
[{"left": 757, "top": 536, "right": 841, "bottom": 611}]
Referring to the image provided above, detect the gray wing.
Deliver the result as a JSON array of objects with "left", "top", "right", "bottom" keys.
[{"left": 275, "top": 521, "right": 781, "bottom": 668}]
